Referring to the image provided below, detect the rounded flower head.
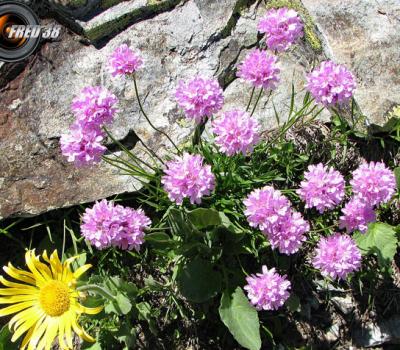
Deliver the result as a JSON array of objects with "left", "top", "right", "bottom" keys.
[
  {"left": 312, "top": 233, "right": 362, "bottom": 280},
  {"left": 108, "top": 44, "right": 143, "bottom": 77},
  {"left": 350, "top": 161, "right": 396, "bottom": 206},
  {"left": 0, "top": 250, "right": 103, "bottom": 350},
  {"left": 306, "top": 61, "right": 356, "bottom": 106},
  {"left": 237, "top": 49, "right": 280, "bottom": 90},
  {"left": 244, "top": 186, "right": 292, "bottom": 231},
  {"left": 175, "top": 76, "right": 224, "bottom": 123},
  {"left": 71, "top": 86, "right": 118, "bottom": 126},
  {"left": 81, "top": 199, "right": 151, "bottom": 251},
  {"left": 339, "top": 197, "right": 376, "bottom": 234},
  {"left": 297, "top": 163, "right": 345, "bottom": 213},
  {"left": 161, "top": 153, "right": 215, "bottom": 205},
  {"left": 60, "top": 123, "right": 106, "bottom": 166},
  {"left": 263, "top": 211, "right": 309, "bottom": 255},
  {"left": 212, "top": 109, "right": 260, "bottom": 156},
  {"left": 244, "top": 266, "right": 291, "bottom": 311},
  {"left": 258, "top": 7, "right": 303, "bottom": 52}
]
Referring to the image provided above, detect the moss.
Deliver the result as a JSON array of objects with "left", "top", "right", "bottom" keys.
[
  {"left": 389, "top": 105, "right": 400, "bottom": 118},
  {"left": 101, "top": 0, "right": 124, "bottom": 10},
  {"left": 264, "top": 0, "right": 322, "bottom": 52},
  {"left": 68, "top": 0, "right": 87, "bottom": 8},
  {"left": 85, "top": 0, "right": 181, "bottom": 42}
]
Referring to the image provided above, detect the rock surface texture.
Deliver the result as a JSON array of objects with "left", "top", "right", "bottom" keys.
[{"left": 0, "top": 0, "right": 399, "bottom": 218}]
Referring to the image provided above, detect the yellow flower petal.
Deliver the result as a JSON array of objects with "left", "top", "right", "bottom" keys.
[
  {"left": 73, "top": 264, "right": 92, "bottom": 279},
  {"left": 0, "top": 294, "right": 37, "bottom": 304},
  {"left": 72, "top": 318, "right": 95, "bottom": 343},
  {"left": 78, "top": 303, "right": 104, "bottom": 315},
  {"left": 4, "top": 264, "right": 36, "bottom": 285},
  {"left": 0, "top": 276, "right": 39, "bottom": 290},
  {"left": 0, "top": 301, "right": 36, "bottom": 317},
  {"left": 0, "top": 287, "right": 38, "bottom": 296},
  {"left": 11, "top": 311, "right": 44, "bottom": 343}
]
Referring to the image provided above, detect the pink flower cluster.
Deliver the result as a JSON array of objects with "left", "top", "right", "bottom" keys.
[
  {"left": 237, "top": 49, "right": 280, "bottom": 90},
  {"left": 244, "top": 266, "right": 291, "bottom": 311},
  {"left": 212, "top": 109, "right": 260, "bottom": 156},
  {"left": 258, "top": 7, "right": 303, "bottom": 52},
  {"left": 339, "top": 197, "right": 376, "bottom": 234},
  {"left": 297, "top": 163, "right": 345, "bottom": 213},
  {"left": 339, "top": 161, "right": 395, "bottom": 233},
  {"left": 60, "top": 124, "right": 106, "bottom": 166},
  {"left": 81, "top": 199, "right": 151, "bottom": 251},
  {"left": 312, "top": 233, "right": 361, "bottom": 280},
  {"left": 175, "top": 76, "right": 224, "bottom": 124},
  {"left": 350, "top": 161, "right": 396, "bottom": 206},
  {"left": 61, "top": 86, "right": 118, "bottom": 166},
  {"left": 244, "top": 186, "right": 309, "bottom": 255},
  {"left": 108, "top": 44, "right": 143, "bottom": 77},
  {"left": 162, "top": 153, "right": 215, "bottom": 205},
  {"left": 306, "top": 60, "right": 356, "bottom": 106}
]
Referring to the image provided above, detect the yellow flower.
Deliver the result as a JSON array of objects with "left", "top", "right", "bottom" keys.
[{"left": 0, "top": 250, "right": 103, "bottom": 350}]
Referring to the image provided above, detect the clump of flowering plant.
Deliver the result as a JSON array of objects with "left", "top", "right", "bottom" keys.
[{"left": 48, "top": 7, "right": 400, "bottom": 350}]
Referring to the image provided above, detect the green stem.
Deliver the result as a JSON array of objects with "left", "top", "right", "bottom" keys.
[
  {"left": 250, "top": 88, "right": 263, "bottom": 116},
  {"left": 77, "top": 284, "right": 116, "bottom": 301},
  {"left": 133, "top": 75, "right": 181, "bottom": 154},
  {"left": 192, "top": 120, "right": 206, "bottom": 146},
  {"left": 246, "top": 86, "right": 256, "bottom": 112}
]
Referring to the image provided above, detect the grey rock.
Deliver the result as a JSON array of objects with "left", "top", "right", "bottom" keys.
[
  {"left": 0, "top": 0, "right": 249, "bottom": 218},
  {"left": 331, "top": 295, "right": 354, "bottom": 315},
  {"left": 353, "top": 316, "right": 400, "bottom": 347},
  {"left": 302, "top": 0, "right": 400, "bottom": 125}
]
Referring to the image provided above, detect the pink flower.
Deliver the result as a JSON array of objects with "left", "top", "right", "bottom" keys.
[
  {"left": 244, "top": 266, "right": 291, "bottom": 311},
  {"left": 339, "top": 197, "right": 376, "bottom": 234},
  {"left": 312, "top": 233, "right": 361, "bottom": 280},
  {"left": 297, "top": 163, "right": 345, "bottom": 213},
  {"left": 175, "top": 76, "right": 224, "bottom": 123},
  {"left": 108, "top": 44, "right": 143, "bottom": 77},
  {"left": 72, "top": 86, "right": 118, "bottom": 127},
  {"left": 244, "top": 186, "right": 291, "bottom": 231},
  {"left": 60, "top": 123, "right": 106, "bottom": 166},
  {"left": 350, "top": 161, "right": 396, "bottom": 206},
  {"left": 81, "top": 199, "right": 151, "bottom": 251},
  {"left": 237, "top": 49, "right": 280, "bottom": 90},
  {"left": 306, "top": 61, "right": 356, "bottom": 106},
  {"left": 258, "top": 7, "right": 303, "bottom": 52},
  {"left": 161, "top": 153, "right": 215, "bottom": 205},
  {"left": 263, "top": 211, "right": 309, "bottom": 255},
  {"left": 211, "top": 109, "right": 260, "bottom": 156}
]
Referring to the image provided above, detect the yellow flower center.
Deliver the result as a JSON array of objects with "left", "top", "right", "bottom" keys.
[{"left": 39, "top": 281, "right": 70, "bottom": 317}]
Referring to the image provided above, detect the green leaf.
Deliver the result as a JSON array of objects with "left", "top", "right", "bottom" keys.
[
  {"left": 177, "top": 259, "right": 221, "bottom": 302},
  {"left": 0, "top": 325, "right": 14, "bottom": 350},
  {"left": 354, "top": 222, "right": 398, "bottom": 269},
  {"left": 219, "top": 287, "right": 261, "bottom": 350},
  {"left": 285, "top": 294, "right": 301, "bottom": 313},
  {"left": 394, "top": 167, "right": 400, "bottom": 190},
  {"left": 144, "top": 232, "right": 175, "bottom": 249},
  {"left": 105, "top": 293, "right": 132, "bottom": 315},
  {"left": 187, "top": 208, "right": 221, "bottom": 229},
  {"left": 115, "top": 322, "right": 136, "bottom": 348}
]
